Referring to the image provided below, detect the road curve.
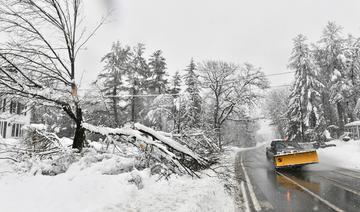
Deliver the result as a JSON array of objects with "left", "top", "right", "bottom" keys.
[{"left": 235, "top": 145, "right": 360, "bottom": 212}]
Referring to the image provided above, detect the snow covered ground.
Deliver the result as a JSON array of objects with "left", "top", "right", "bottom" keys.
[
  {"left": 0, "top": 170, "right": 233, "bottom": 212},
  {"left": 317, "top": 139, "right": 360, "bottom": 170},
  {"left": 0, "top": 139, "right": 235, "bottom": 212}
]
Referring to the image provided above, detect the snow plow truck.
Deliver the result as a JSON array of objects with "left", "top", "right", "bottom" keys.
[{"left": 266, "top": 139, "right": 319, "bottom": 168}]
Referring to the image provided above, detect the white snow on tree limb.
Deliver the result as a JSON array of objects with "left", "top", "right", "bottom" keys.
[
  {"left": 81, "top": 123, "right": 177, "bottom": 160},
  {"left": 82, "top": 123, "right": 208, "bottom": 176},
  {"left": 134, "top": 123, "right": 207, "bottom": 165}
]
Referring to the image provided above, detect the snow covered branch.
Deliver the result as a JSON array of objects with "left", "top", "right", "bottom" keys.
[{"left": 82, "top": 123, "right": 209, "bottom": 177}]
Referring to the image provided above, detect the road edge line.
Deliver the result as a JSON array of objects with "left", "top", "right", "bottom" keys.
[
  {"left": 276, "top": 171, "right": 344, "bottom": 212},
  {"left": 319, "top": 175, "right": 360, "bottom": 196},
  {"left": 240, "top": 181, "right": 251, "bottom": 212},
  {"left": 241, "top": 156, "right": 261, "bottom": 211}
]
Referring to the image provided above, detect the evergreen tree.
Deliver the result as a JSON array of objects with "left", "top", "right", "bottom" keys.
[
  {"left": 183, "top": 59, "right": 202, "bottom": 129},
  {"left": 96, "top": 42, "right": 132, "bottom": 127},
  {"left": 341, "top": 35, "right": 360, "bottom": 121},
  {"left": 169, "top": 71, "right": 182, "bottom": 95},
  {"left": 148, "top": 50, "right": 168, "bottom": 94},
  {"left": 314, "top": 22, "right": 346, "bottom": 131},
  {"left": 287, "top": 34, "right": 323, "bottom": 141},
  {"left": 127, "top": 43, "right": 149, "bottom": 123}
]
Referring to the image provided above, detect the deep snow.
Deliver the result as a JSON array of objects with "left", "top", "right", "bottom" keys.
[
  {"left": 0, "top": 138, "right": 235, "bottom": 212},
  {"left": 317, "top": 139, "right": 360, "bottom": 170},
  {"left": 0, "top": 171, "right": 234, "bottom": 212}
]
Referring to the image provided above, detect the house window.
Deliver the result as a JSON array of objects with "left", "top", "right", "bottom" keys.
[
  {"left": 10, "top": 101, "right": 16, "bottom": 114},
  {"left": 11, "top": 123, "right": 23, "bottom": 137},
  {"left": 0, "top": 121, "right": 7, "bottom": 138},
  {"left": 7, "top": 101, "right": 27, "bottom": 116},
  {"left": 22, "top": 105, "right": 27, "bottom": 116},
  {"left": 1, "top": 98, "right": 6, "bottom": 112}
]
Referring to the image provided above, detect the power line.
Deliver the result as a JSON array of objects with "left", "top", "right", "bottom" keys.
[
  {"left": 270, "top": 84, "right": 291, "bottom": 88},
  {"left": 104, "top": 94, "right": 179, "bottom": 98},
  {"left": 265, "top": 71, "right": 295, "bottom": 77}
]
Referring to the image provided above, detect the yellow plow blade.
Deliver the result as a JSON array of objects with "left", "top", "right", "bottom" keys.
[{"left": 274, "top": 151, "right": 319, "bottom": 168}]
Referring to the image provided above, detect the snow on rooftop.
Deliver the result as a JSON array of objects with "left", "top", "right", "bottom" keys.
[{"left": 344, "top": 121, "right": 360, "bottom": 127}]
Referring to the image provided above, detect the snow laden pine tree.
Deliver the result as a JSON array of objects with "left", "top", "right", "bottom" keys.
[
  {"left": 314, "top": 22, "right": 347, "bottom": 132},
  {"left": 344, "top": 35, "right": 360, "bottom": 120},
  {"left": 127, "top": 43, "right": 149, "bottom": 123},
  {"left": 96, "top": 42, "right": 132, "bottom": 127},
  {"left": 148, "top": 50, "right": 168, "bottom": 94},
  {"left": 168, "top": 71, "right": 183, "bottom": 133},
  {"left": 169, "top": 71, "right": 182, "bottom": 96},
  {"left": 183, "top": 59, "right": 202, "bottom": 130},
  {"left": 287, "top": 34, "right": 323, "bottom": 142},
  {"left": 144, "top": 50, "right": 169, "bottom": 130}
]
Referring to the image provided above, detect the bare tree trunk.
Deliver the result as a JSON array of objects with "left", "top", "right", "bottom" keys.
[
  {"left": 214, "top": 94, "right": 222, "bottom": 150},
  {"left": 112, "top": 86, "right": 119, "bottom": 127},
  {"left": 217, "top": 127, "right": 222, "bottom": 150},
  {"left": 337, "top": 102, "right": 344, "bottom": 136},
  {"left": 322, "top": 91, "right": 334, "bottom": 125},
  {"left": 131, "top": 88, "right": 136, "bottom": 123},
  {"left": 72, "top": 107, "right": 85, "bottom": 151}
]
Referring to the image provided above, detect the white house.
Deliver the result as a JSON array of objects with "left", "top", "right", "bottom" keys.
[{"left": 0, "top": 97, "right": 31, "bottom": 139}]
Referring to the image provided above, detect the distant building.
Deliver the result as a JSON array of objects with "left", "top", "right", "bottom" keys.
[
  {"left": 0, "top": 97, "right": 31, "bottom": 139},
  {"left": 344, "top": 121, "right": 360, "bottom": 140}
]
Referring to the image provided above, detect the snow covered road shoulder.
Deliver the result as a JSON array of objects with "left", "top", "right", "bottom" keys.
[{"left": 317, "top": 139, "right": 360, "bottom": 170}]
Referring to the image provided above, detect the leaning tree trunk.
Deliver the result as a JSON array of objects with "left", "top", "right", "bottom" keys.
[{"left": 63, "top": 104, "right": 86, "bottom": 151}]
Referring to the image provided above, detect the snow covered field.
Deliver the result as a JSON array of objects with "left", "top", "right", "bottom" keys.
[
  {"left": 317, "top": 139, "right": 360, "bottom": 170},
  {"left": 0, "top": 139, "right": 235, "bottom": 212}
]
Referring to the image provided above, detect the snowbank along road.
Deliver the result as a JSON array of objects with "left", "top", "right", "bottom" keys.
[{"left": 235, "top": 146, "right": 360, "bottom": 212}]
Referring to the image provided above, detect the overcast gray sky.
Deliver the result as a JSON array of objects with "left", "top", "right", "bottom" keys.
[{"left": 78, "top": 0, "right": 360, "bottom": 88}]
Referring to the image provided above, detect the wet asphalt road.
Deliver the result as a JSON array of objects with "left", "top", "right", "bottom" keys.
[{"left": 235, "top": 146, "right": 360, "bottom": 212}]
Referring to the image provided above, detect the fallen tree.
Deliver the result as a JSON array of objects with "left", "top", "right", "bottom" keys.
[{"left": 82, "top": 123, "right": 210, "bottom": 177}]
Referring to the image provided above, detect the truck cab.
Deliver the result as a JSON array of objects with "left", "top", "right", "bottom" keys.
[{"left": 266, "top": 139, "right": 286, "bottom": 159}]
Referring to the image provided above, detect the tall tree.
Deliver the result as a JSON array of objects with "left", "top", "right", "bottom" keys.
[
  {"left": 148, "top": 50, "right": 168, "bottom": 94},
  {"left": 340, "top": 35, "right": 360, "bottom": 121},
  {"left": 287, "top": 34, "right": 323, "bottom": 141},
  {"left": 168, "top": 71, "right": 183, "bottom": 133},
  {"left": 264, "top": 88, "right": 290, "bottom": 138},
  {"left": 127, "top": 43, "right": 149, "bottom": 123},
  {"left": 169, "top": 71, "right": 182, "bottom": 96},
  {"left": 314, "top": 22, "right": 346, "bottom": 131},
  {"left": 183, "top": 59, "right": 202, "bottom": 129},
  {"left": 96, "top": 42, "right": 132, "bottom": 127},
  {"left": 0, "top": 0, "right": 104, "bottom": 151},
  {"left": 199, "top": 61, "right": 269, "bottom": 150}
]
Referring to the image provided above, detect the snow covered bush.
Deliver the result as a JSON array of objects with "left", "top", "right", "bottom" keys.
[{"left": 23, "top": 124, "right": 65, "bottom": 152}]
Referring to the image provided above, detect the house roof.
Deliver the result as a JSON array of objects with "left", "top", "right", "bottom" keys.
[{"left": 345, "top": 121, "right": 360, "bottom": 127}]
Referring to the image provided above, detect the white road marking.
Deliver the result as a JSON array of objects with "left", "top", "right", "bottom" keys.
[
  {"left": 319, "top": 175, "right": 360, "bottom": 196},
  {"left": 240, "top": 181, "right": 251, "bottom": 212},
  {"left": 332, "top": 170, "right": 360, "bottom": 180},
  {"left": 276, "top": 171, "right": 345, "bottom": 212},
  {"left": 241, "top": 156, "right": 262, "bottom": 211}
]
